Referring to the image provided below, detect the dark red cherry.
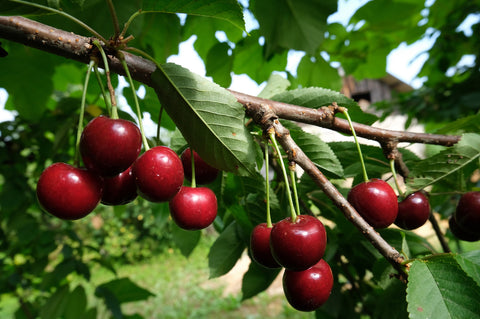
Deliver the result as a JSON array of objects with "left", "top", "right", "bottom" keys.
[
  {"left": 36, "top": 162, "right": 103, "bottom": 220},
  {"left": 347, "top": 178, "right": 398, "bottom": 229},
  {"left": 169, "top": 186, "right": 217, "bottom": 230},
  {"left": 449, "top": 216, "right": 480, "bottom": 242},
  {"left": 250, "top": 223, "right": 281, "bottom": 269},
  {"left": 270, "top": 215, "right": 327, "bottom": 271},
  {"left": 132, "top": 146, "right": 184, "bottom": 202},
  {"left": 395, "top": 191, "right": 430, "bottom": 230},
  {"left": 283, "top": 259, "right": 334, "bottom": 312},
  {"left": 454, "top": 191, "right": 480, "bottom": 235},
  {"left": 80, "top": 116, "right": 142, "bottom": 177},
  {"left": 101, "top": 165, "right": 137, "bottom": 205},
  {"left": 180, "top": 148, "right": 219, "bottom": 185}
]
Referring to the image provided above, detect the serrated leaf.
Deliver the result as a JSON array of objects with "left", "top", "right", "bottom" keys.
[
  {"left": 271, "top": 87, "right": 378, "bottom": 125},
  {"left": 456, "top": 250, "right": 480, "bottom": 287},
  {"left": 407, "top": 133, "right": 480, "bottom": 190},
  {"left": 95, "top": 277, "right": 155, "bottom": 304},
  {"left": 282, "top": 120, "right": 344, "bottom": 178},
  {"left": 296, "top": 54, "right": 342, "bottom": 91},
  {"left": 208, "top": 221, "right": 245, "bottom": 278},
  {"left": 257, "top": 73, "right": 291, "bottom": 99},
  {"left": 171, "top": 223, "right": 201, "bottom": 258},
  {"left": 142, "top": 0, "right": 245, "bottom": 31},
  {"left": 151, "top": 62, "right": 257, "bottom": 176},
  {"left": 206, "top": 42, "right": 233, "bottom": 87},
  {"left": 241, "top": 261, "right": 281, "bottom": 300},
  {"left": 407, "top": 255, "right": 480, "bottom": 319}
]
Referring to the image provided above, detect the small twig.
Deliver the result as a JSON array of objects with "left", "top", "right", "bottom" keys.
[{"left": 429, "top": 213, "right": 451, "bottom": 253}]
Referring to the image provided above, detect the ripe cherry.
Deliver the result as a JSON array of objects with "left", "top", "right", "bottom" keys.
[
  {"left": 132, "top": 146, "right": 184, "bottom": 202},
  {"left": 250, "top": 223, "right": 281, "bottom": 269},
  {"left": 270, "top": 215, "right": 327, "bottom": 271},
  {"left": 448, "top": 216, "right": 480, "bottom": 242},
  {"left": 180, "top": 148, "right": 219, "bottom": 185},
  {"left": 283, "top": 259, "right": 334, "bottom": 312},
  {"left": 454, "top": 191, "right": 480, "bottom": 235},
  {"left": 347, "top": 178, "right": 398, "bottom": 229},
  {"left": 101, "top": 165, "right": 137, "bottom": 206},
  {"left": 36, "top": 162, "right": 103, "bottom": 220},
  {"left": 169, "top": 186, "right": 217, "bottom": 230},
  {"left": 80, "top": 116, "right": 142, "bottom": 177},
  {"left": 395, "top": 191, "right": 430, "bottom": 230}
]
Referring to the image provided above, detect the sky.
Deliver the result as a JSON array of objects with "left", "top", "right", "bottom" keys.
[{"left": 1, "top": 0, "right": 479, "bottom": 121}]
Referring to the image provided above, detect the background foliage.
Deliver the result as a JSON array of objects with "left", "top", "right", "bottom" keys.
[{"left": 0, "top": 0, "right": 479, "bottom": 318}]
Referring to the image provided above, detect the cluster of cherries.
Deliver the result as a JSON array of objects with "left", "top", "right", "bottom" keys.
[
  {"left": 347, "top": 178, "right": 480, "bottom": 241},
  {"left": 36, "top": 116, "right": 219, "bottom": 231},
  {"left": 249, "top": 215, "right": 333, "bottom": 312}
]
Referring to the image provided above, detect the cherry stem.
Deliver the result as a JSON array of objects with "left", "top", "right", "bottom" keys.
[
  {"left": 92, "top": 40, "right": 118, "bottom": 119},
  {"left": 289, "top": 162, "right": 301, "bottom": 216},
  {"left": 9, "top": 0, "right": 107, "bottom": 43},
  {"left": 389, "top": 159, "right": 405, "bottom": 199},
  {"left": 156, "top": 105, "right": 164, "bottom": 142},
  {"left": 265, "top": 139, "right": 272, "bottom": 228},
  {"left": 120, "top": 10, "right": 144, "bottom": 40},
  {"left": 93, "top": 64, "right": 112, "bottom": 117},
  {"left": 106, "top": 0, "right": 121, "bottom": 40},
  {"left": 75, "top": 60, "right": 95, "bottom": 166},
  {"left": 190, "top": 148, "right": 197, "bottom": 188},
  {"left": 119, "top": 55, "right": 150, "bottom": 151},
  {"left": 341, "top": 108, "right": 369, "bottom": 183},
  {"left": 269, "top": 131, "right": 297, "bottom": 222}
]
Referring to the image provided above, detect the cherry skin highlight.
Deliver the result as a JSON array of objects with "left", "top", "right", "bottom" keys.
[
  {"left": 169, "top": 186, "right": 217, "bottom": 230},
  {"left": 36, "top": 162, "right": 103, "bottom": 220},
  {"left": 80, "top": 116, "right": 142, "bottom": 177},
  {"left": 180, "top": 147, "right": 219, "bottom": 185},
  {"left": 250, "top": 223, "right": 281, "bottom": 269},
  {"left": 283, "top": 259, "right": 334, "bottom": 312},
  {"left": 270, "top": 215, "right": 327, "bottom": 271},
  {"left": 132, "top": 146, "right": 184, "bottom": 202},
  {"left": 347, "top": 178, "right": 398, "bottom": 229},
  {"left": 395, "top": 191, "right": 430, "bottom": 230}
]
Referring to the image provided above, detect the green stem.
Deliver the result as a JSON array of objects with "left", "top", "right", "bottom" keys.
[
  {"left": 93, "top": 64, "right": 111, "bottom": 117},
  {"left": 265, "top": 140, "right": 272, "bottom": 228},
  {"left": 9, "top": 0, "right": 107, "bottom": 43},
  {"left": 190, "top": 148, "right": 196, "bottom": 188},
  {"left": 289, "top": 162, "right": 301, "bottom": 216},
  {"left": 120, "top": 10, "right": 144, "bottom": 39},
  {"left": 390, "top": 159, "right": 404, "bottom": 198},
  {"left": 105, "top": 0, "right": 121, "bottom": 39},
  {"left": 75, "top": 60, "right": 95, "bottom": 165},
  {"left": 342, "top": 108, "right": 369, "bottom": 182},
  {"left": 156, "top": 105, "right": 164, "bottom": 142},
  {"left": 269, "top": 132, "right": 297, "bottom": 221},
  {"left": 92, "top": 40, "right": 118, "bottom": 119},
  {"left": 119, "top": 55, "right": 150, "bottom": 151}
]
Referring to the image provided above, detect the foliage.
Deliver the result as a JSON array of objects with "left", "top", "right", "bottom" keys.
[{"left": 0, "top": 1, "right": 479, "bottom": 319}]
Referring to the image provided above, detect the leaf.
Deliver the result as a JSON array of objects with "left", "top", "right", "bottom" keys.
[
  {"left": 241, "top": 260, "right": 281, "bottom": 300},
  {"left": 206, "top": 42, "right": 233, "bottom": 87},
  {"left": 296, "top": 54, "right": 342, "bottom": 91},
  {"left": 271, "top": 87, "right": 378, "bottom": 125},
  {"left": 435, "top": 112, "right": 480, "bottom": 134},
  {"left": 39, "top": 285, "right": 70, "bottom": 319},
  {"left": 95, "top": 277, "right": 155, "bottom": 304},
  {"left": 257, "top": 73, "right": 291, "bottom": 99},
  {"left": 141, "top": 0, "right": 245, "bottom": 31},
  {"left": 407, "top": 133, "right": 480, "bottom": 190},
  {"left": 252, "top": 0, "right": 337, "bottom": 56},
  {"left": 171, "top": 223, "right": 201, "bottom": 258},
  {"left": 64, "top": 285, "right": 88, "bottom": 319},
  {"left": 208, "top": 221, "right": 245, "bottom": 278},
  {"left": 151, "top": 62, "right": 257, "bottom": 176},
  {"left": 456, "top": 250, "right": 480, "bottom": 287},
  {"left": 407, "top": 255, "right": 480, "bottom": 319}
]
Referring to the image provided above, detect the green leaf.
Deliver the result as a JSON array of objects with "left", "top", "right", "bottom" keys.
[
  {"left": 257, "top": 73, "right": 291, "bottom": 99},
  {"left": 252, "top": 0, "right": 337, "bottom": 56},
  {"left": 456, "top": 250, "right": 480, "bottom": 287},
  {"left": 282, "top": 121, "right": 344, "bottom": 178},
  {"left": 208, "top": 221, "right": 245, "bottom": 278},
  {"left": 241, "top": 260, "right": 281, "bottom": 300},
  {"left": 206, "top": 42, "right": 233, "bottom": 87},
  {"left": 64, "top": 285, "right": 88, "bottom": 319},
  {"left": 141, "top": 0, "right": 245, "bottom": 31},
  {"left": 296, "top": 54, "right": 342, "bottom": 91},
  {"left": 435, "top": 112, "right": 480, "bottom": 134},
  {"left": 407, "top": 255, "right": 480, "bottom": 319},
  {"left": 271, "top": 87, "right": 378, "bottom": 125},
  {"left": 39, "top": 285, "right": 70, "bottom": 319},
  {"left": 95, "top": 277, "right": 155, "bottom": 304},
  {"left": 407, "top": 133, "right": 480, "bottom": 190},
  {"left": 171, "top": 223, "right": 201, "bottom": 258},
  {"left": 151, "top": 62, "right": 257, "bottom": 176}
]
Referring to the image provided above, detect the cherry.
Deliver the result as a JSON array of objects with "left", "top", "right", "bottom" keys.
[
  {"left": 101, "top": 165, "right": 137, "bottom": 206},
  {"left": 80, "top": 116, "right": 142, "bottom": 177},
  {"left": 448, "top": 216, "right": 480, "bottom": 242},
  {"left": 169, "top": 186, "right": 217, "bottom": 230},
  {"left": 36, "top": 162, "right": 103, "bottom": 220},
  {"left": 347, "top": 178, "right": 398, "bottom": 229},
  {"left": 270, "top": 215, "right": 327, "bottom": 271},
  {"left": 180, "top": 147, "right": 219, "bottom": 185},
  {"left": 454, "top": 191, "right": 480, "bottom": 235},
  {"left": 283, "top": 259, "right": 334, "bottom": 312},
  {"left": 132, "top": 146, "right": 184, "bottom": 202},
  {"left": 250, "top": 223, "right": 281, "bottom": 269},
  {"left": 395, "top": 191, "right": 430, "bottom": 230}
]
